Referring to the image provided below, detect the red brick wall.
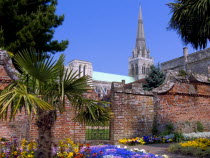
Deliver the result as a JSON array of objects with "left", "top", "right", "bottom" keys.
[
  {"left": 155, "top": 81, "right": 210, "bottom": 133},
  {"left": 110, "top": 92, "right": 154, "bottom": 142},
  {"left": 0, "top": 65, "right": 12, "bottom": 90},
  {"left": 0, "top": 65, "right": 18, "bottom": 138},
  {"left": 0, "top": 106, "right": 87, "bottom": 142},
  {"left": 51, "top": 100, "right": 86, "bottom": 143},
  {"left": 0, "top": 114, "right": 30, "bottom": 139},
  {"left": 109, "top": 80, "right": 210, "bottom": 142}
]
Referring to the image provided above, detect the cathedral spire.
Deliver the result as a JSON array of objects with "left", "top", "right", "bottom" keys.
[
  {"left": 128, "top": 5, "right": 154, "bottom": 80},
  {"left": 136, "top": 5, "right": 146, "bottom": 49}
]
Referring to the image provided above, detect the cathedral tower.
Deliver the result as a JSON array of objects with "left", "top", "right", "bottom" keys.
[{"left": 128, "top": 6, "right": 154, "bottom": 80}]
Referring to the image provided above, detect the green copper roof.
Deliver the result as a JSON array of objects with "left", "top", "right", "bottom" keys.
[{"left": 92, "top": 71, "right": 135, "bottom": 83}]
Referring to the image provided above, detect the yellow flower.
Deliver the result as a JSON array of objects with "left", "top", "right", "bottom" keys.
[
  {"left": 67, "top": 152, "right": 74, "bottom": 158},
  {"left": 27, "top": 154, "right": 34, "bottom": 158},
  {"left": 180, "top": 138, "right": 210, "bottom": 150},
  {"left": 13, "top": 151, "right": 18, "bottom": 155},
  {"left": 74, "top": 148, "right": 79, "bottom": 153}
]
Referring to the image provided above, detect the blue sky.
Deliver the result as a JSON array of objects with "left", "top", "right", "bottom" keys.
[{"left": 54, "top": 0, "right": 199, "bottom": 76}]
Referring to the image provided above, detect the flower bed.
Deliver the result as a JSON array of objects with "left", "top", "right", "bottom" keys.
[
  {"left": 168, "top": 138, "right": 210, "bottom": 157},
  {"left": 183, "top": 132, "right": 210, "bottom": 140},
  {"left": 0, "top": 137, "right": 80, "bottom": 158},
  {"left": 180, "top": 138, "right": 210, "bottom": 150},
  {"left": 118, "top": 137, "right": 145, "bottom": 145},
  {"left": 118, "top": 135, "right": 173, "bottom": 146},
  {"left": 80, "top": 145, "right": 165, "bottom": 158},
  {"left": 0, "top": 137, "right": 167, "bottom": 158}
]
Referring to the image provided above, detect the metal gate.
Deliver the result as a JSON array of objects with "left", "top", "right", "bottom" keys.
[{"left": 85, "top": 125, "right": 110, "bottom": 140}]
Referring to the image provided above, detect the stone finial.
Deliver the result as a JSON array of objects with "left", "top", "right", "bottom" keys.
[
  {"left": 183, "top": 47, "right": 189, "bottom": 73},
  {"left": 183, "top": 47, "right": 188, "bottom": 60}
]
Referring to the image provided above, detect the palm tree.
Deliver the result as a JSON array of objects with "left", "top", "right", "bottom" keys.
[
  {"left": 0, "top": 49, "right": 112, "bottom": 158},
  {"left": 168, "top": 0, "right": 210, "bottom": 49}
]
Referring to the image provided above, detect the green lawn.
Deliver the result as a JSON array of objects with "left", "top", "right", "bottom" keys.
[{"left": 86, "top": 128, "right": 110, "bottom": 140}]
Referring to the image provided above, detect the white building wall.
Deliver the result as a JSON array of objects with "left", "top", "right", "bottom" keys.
[{"left": 67, "top": 60, "right": 93, "bottom": 77}]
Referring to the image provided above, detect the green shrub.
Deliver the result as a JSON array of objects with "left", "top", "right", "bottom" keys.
[
  {"left": 152, "top": 124, "right": 158, "bottom": 135},
  {"left": 180, "top": 146, "right": 194, "bottom": 155},
  {"left": 203, "top": 148, "right": 210, "bottom": 157},
  {"left": 174, "top": 132, "right": 184, "bottom": 142},
  {"left": 193, "top": 147, "right": 206, "bottom": 157},
  {"left": 168, "top": 142, "right": 210, "bottom": 157},
  {"left": 196, "top": 121, "right": 204, "bottom": 132},
  {"left": 178, "top": 69, "right": 187, "bottom": 76},
  {"left": 168, "top": 143, "right": 181, "bottom": 153},
  {"left": 161, "top": 123, "right": 174, "bottom": 135},
  {"left": 166, "top": 123, "right": 174, "bottom": 134}
]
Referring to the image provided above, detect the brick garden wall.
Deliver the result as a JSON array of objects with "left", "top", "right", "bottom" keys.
[
  {"left": 110, "top": 77, "right": 210, "bottom": 142},
  {"left": 155, "top": 81, "right": 210, "bottom": 133},
  {"left": 110, "top": 92, "right": 154, "bottom": 142},
  {"left": 0, "top": 65, "right": 12, "bottom": 90},
  {"left": 1, "top": 50, "right": 210, "bottom": 144}
]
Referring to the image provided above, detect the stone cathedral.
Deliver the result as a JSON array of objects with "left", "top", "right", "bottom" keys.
[
  {"left": 67, "top": 7, "right": 153, "bottom": 97},
  {"left": 128, "top": 6, "right": 153, "bottom": 80},
  {"left": 66, "top": 5, "right": 210, "bottom": 98}
]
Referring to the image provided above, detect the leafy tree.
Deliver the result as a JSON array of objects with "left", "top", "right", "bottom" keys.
[
  {"left": 168, "top": 0, "right": 210, "bottom": 49},
  {"left": 0, "top": 0, "right": 68, "bottom": 54},
  {"left": 0, "top": 50, "right": 112, "bottom": 158},
  {"left": 143, "top": 65, "right": 165, "bottom": 91}
]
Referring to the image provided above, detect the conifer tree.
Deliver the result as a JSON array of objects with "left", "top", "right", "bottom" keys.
[
  {"left": 0, "top": 0, "right": 68, "bottom": 54},
  {"left": 143, "top": 65, "right": 165, "bottom": 91}
]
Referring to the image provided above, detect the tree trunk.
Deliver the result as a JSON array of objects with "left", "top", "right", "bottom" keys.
[{"left": 36, "top": 110, "right": 56, "bottom": 158}]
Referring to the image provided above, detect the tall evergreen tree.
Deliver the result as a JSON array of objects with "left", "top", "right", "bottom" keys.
[
  {"left": 168, "top": 0, "right": 210, "bottom": 49},
  {"left": 0, "top": 0, "right": 68, "bottom": 54},
  {"left": 143, "top": 65, "right": 165, "bottom": 91}
]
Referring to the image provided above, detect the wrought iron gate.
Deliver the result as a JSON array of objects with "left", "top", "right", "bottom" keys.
[{"left": 85, "top": 125, "right": 110, "bottom": 140}]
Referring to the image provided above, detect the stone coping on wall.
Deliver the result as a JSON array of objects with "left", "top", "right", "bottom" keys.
[
  {"left": 111, "top": 70, "right": 210, "bottom": 95},
  {"left": 111, "top": 81, "right": 153, "bottom": 95},
  {"left": 154, "top": 70, "right": 210, "bottom": 94}
]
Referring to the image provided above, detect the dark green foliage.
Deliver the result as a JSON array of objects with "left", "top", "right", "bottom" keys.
[
  {"left": 152, "top": 123, "right": 158, "bottom": 135},
  {"left": 174, "top": 132, "right": 184, "bottom": 142},
  {"left": 168, "top": 0, "right": 210, "bottom": 49},
  {"left": 0, "top": 26, "right": 4, "bottom": 47},
  {"left": 178, "top": 69, "right": 187, "bottom": 76},
  {"left": 0, "top": 0, "right": 68, "bottom": 54},
  {"left": 0, "top": 137, "right": 8, "bottom": 142},
  {"left": 196, "top": 121, "right": 204, "bottom": 132},
  {"left": 168, "top": 143, "right": 182, "bottom": 153},
  {"left": 143, "top": 65, "right": 165, "bottom": 91},
  {"left": 161, "top": 123, "right": 174, "bottom": 136}
]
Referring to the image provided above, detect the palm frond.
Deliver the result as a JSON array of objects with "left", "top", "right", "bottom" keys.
[
  {"left": 0, "top": 82, "right": 54, "bottom": 119},
  {"left": 168, "top": 0, "right": 210, "bottom": 49},
  {"left": 14, "top": 49, "right": 64, "bottom": 82},
  {"left": 73, "top": 98, "right": 113, "bottom": 126}
]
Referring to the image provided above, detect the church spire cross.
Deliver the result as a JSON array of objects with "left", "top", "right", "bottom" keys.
[{"left": 136, "top": 5, "right": 146, "bottom": 49}]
